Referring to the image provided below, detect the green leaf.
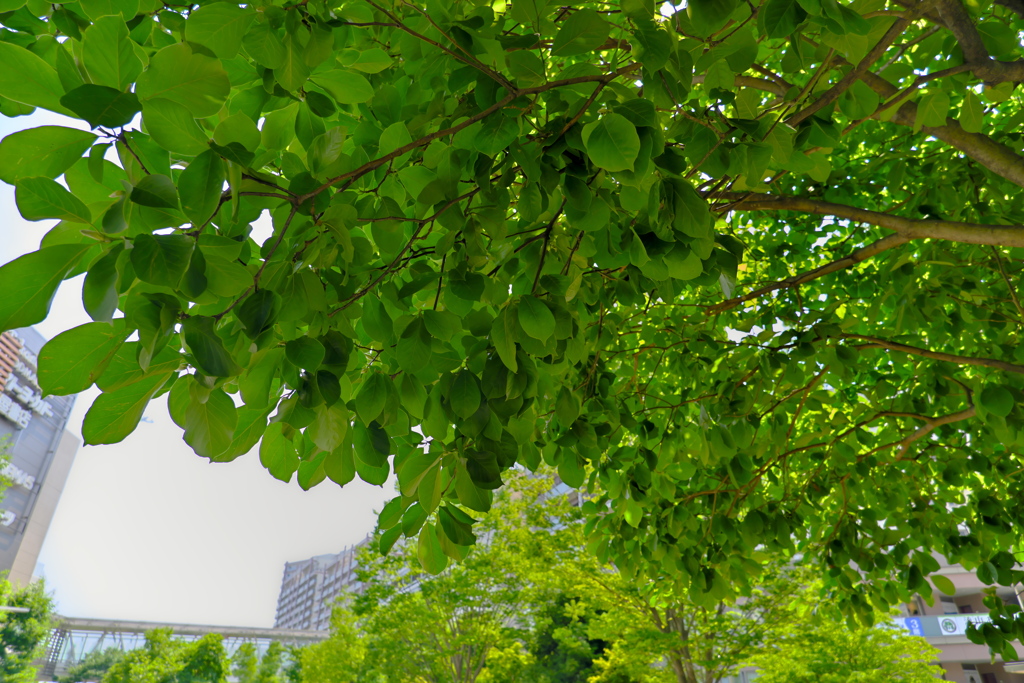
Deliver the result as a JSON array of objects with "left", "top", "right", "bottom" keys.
[
  {"left": 308, "top": 402, "right": 349, "bottom": 452},
  {"left": 82, "top": 368, "right": 173, "bottom": 445},
  {"left": 356, "top": 372, "right": 390, "bottom": 424},
  {"left": 238, "top": 290, "right": 280, "bottom": 339},
  {"left": 242, "top": 22, "right": 287, "bottom": 69},
  {"left": 517, "top": 296, "right": 556, "bottom": 342},
  {"left": 354, "top": 421, "right": 391, "bottom": 469},
  {"left": 932, "top": 574, "right": 956, "bottom": 596},
  {"left": 260, "top": 422, "right": 298, "bottom": 482},
  {"left": 959, "top": 90, "right": 984, "bottom": 134},
  {"left": 79, "top": 0, "right": 137, "bottom": 21},
  {"left": 131, "top": 234, "right": 192, "bottom": 286},
  {"left": 131, "top": 174, "right": 179, "bottom": 209},
  {"left": 38, "top": 321, "right": 127, "bottom": 395},
  {"left": 348, "top": 48, "right": 393, "bottom": 73},
  {"left": 184, "top": 4, "right": 256, "bottom": 60},
  {"left": 136, "top": 43, "right": 231, "bottom": 117},
  {"left": 15, "top": 177, "right": 93, "bottom": 223},
  {"left": 761, "top": 0, "right": 807, "bottom": 39},
  {"left": 275, "top": 35, "right": 311, "bottom": 92},
  {"left": 286, "top": 337, "right": 326, "bottom": 370},
  {"left": 551, "top": 8, "right": 610, "bottom": 56},
  {"left": 142, "top": 98, "right": 210, "bottom": 156},
  {"left": 979, "top": 385, "right": 1014, "bottom": 418},
  {"left": 555, "top": 386, "right": 581, "bottom": 426},
  {"left": 455, "top": 465, "right": 492, "bottom": 512},
  {"left": 214, "top": 112, "right": 261, "bottom": 152},
  {"left": 417, "top": 522, "right": 450, "bottom": 574},
  {"left": 438, "top": 505, "right": 475, "bottom": 546},
  {"left": 449, "top": 370, "right": 481, "bottom": 420},
  {"left": 915, "top": 91, "right": 950, "bottom": 131},
  {"left": 184, "top": 388, "right": 238, "bottom": 458},
  {"left": 0, "top": 244, "right": 92, "bottom": 334},
  {"left": 361, "top": 297, "right": 394, "bottom": 344},
  {"left": 309, "top": 70, "right": 374, "bottom": 104},
  {"left": 181, "top": 316, "right": 241, "bottom": 377},
  {"left": 583, "top": 113, "right": 640, "bottom": 172},
  {"left": 397, "top": 318, "right": 432, "bottom": 373},
  {"left": 82, "top": 247, "right": 121, "bottom": 322},
  {"left": 178, "top": 150, "right": 225, "bottom": 227},
  {"left": 0, "top": 42, "right": 72, "bottom": 115},
  {"left": 82, "top": 16, "right": 144, "bottom": 91},
  {"left": 60, "top": 85, "right": 141, "bottom": 129},
  {"left": 0, "top": 126, "right": 96, "bottom": 185}
]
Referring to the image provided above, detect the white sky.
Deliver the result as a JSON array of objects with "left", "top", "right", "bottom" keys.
[{"left": 0, "top": 112, "right": 393, "bottom": 627}]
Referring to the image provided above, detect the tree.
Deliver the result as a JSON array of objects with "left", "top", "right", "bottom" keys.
[
  {"left": 232, "top": 644, "right": 259, "bottom": 683},
  {"left": 0, "top": 577, "right": 57, "bottom": 682},
  {"left": 58, "top": 648, "right": 126, "bottom": 683},
  {"left": 745, "top": 616, "right": 943, "bottom": 683},
  {"left": 102, "top": 630, "right": 227, "bottom": 683},
  {"left": 292, "top": 604, "right": 370, "bottom": 683},
  {"left": 521, "top": 594, "right": 612, "bottom": 683},
  {"left": 3, "top": 0, "right": 1024, "bottom": 640},
  {"left": 256, "top": 641, "right": 285, "bottom": 683}
]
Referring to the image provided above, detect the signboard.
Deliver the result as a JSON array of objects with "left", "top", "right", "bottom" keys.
[
  {"left": 893, "top": 614, "right": 991, "bottom": 637},
  {"left": 937, "top": 614, "right": 989, "bottom": 636},
  {"left": 899, "top": 616, "right": 925, "bottom": 636},
  {"left": 0, "top": 330, "right": 53, "bottom": 429}
]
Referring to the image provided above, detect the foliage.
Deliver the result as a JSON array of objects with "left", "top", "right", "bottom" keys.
[
  {"left": 3, "top": 0, "right": 1024, "bottom": 640},
  {"left": 231, "top": 643, "right": 259, "bottom": 683},
  {"left": 521, "top": 594, "right": 611, "bottom": 683},
  {"left": 349, "top": 475, "right": 566, "bottom": 683},
  {"left": 102, "top": 630, "right": 227, "bottom": 683},
  {"left": 256, "top": 641, "right": 286, "bottom": 683},
  {"left": 745, "top": 615, "right": 944, "bottom": 683},
  {"left": 0, "top": 577, "right": 57, "bottom": 683},
  {"left": 58, "top": 648, "right": 126, "bottom": 683},
  {"left": 291, "top": 605, "right": 370, "bottom": 683}
]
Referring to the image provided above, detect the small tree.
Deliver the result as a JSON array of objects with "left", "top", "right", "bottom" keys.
[
  {"left": 746, "top": 616, "right": 943, "bottom": 683},
  {"left": 255, "top": 641, "right": 285, "bottom": 683},
  {"left": 232, "top": 643, "right": 259, "bottom": 683},
  {"left": 102, "top": 630, "right": 228, "bottom": 683},
  {"left": 0, "top": 577, "right": 57, "bottom": 683},
  {"left": 58, "top": 648, "right": 125, "bottom": 683},
  {"left": 292, "top": 604, "right": 371, "bottom": 683}
]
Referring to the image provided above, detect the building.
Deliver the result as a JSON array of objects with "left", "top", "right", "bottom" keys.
[
  {"left": 0, "top": 327, "right": 79, "bottom": 585},
  {"left": 893, "top": 556, "right": 1024, "bottom": 683},
  {"left": 273, "top": 539, "right": 367, "bottom": 630}
]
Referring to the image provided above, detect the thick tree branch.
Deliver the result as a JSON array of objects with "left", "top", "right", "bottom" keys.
[
  {"left": 844, "top": 334, "right": 1024, "bottom": 375},
  {"left": 733, "top": 195, "right": 1024, "bottom": 248},
  {"left": 895, "top": 406, "right": 977, "bottom": 456},
  {"left": 708, "top": 234, "right": 909, "bottom": 314},
  {"left": 799, "top": 39, "right": 1024, "bottom": 188},
  {"left": 936, "top": 0, "right": 1024, "bottom": 82},
  {"left": 788, "top": 15, "right": 910, "bottom": 126}
]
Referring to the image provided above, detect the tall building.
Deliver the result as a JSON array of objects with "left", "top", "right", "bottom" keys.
[
  {"left": 0, "top": 327, "right": 79, "bottom": 585},
  {"left": 273, "top": 539, "right": 368, "bottom": 630}
]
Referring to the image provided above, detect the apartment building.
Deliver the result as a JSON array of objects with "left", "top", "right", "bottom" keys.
[
  {"left": 273, "top": 539, "right": 367, "bottom": 630},
  {"left": 894, "top": 556, "right": 1024, "bottom": 683}
]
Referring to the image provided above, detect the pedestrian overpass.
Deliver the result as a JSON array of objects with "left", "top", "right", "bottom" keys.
[{"left": 37, "top": 616, "right": 328, "bottom": 681}]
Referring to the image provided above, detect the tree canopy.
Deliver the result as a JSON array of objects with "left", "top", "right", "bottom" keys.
[
  {"left": 0, "top": 577, "right": 57, "bottom": 682},
  {"left": 2, "top": 0, "right": 1024, "bottom": 645}
]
